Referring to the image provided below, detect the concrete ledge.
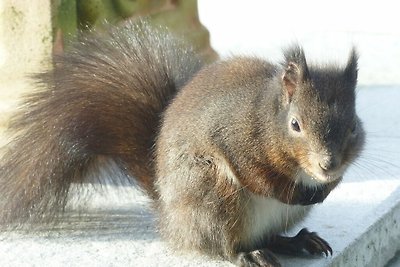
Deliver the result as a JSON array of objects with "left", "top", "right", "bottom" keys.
[
  {"left": 0, "top": 87, "right": 399, "bottom": 267},
  {"left": 329, "top": 187, "right": 400, "bottom": 267}
]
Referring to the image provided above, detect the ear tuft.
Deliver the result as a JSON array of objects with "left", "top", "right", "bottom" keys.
[
  {"left": 344, "top": 47, "right": 359, "bottom": 85},
  {"left": 283, "top": 45, "right": 310, "bottom": 79}
]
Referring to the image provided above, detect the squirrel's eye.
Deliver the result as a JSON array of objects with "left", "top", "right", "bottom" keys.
[{"left": 291, "top": 118, "right": 301, "bottom": 132}]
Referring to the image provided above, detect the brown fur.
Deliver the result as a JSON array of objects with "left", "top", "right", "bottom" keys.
[
  {"left": 0, "top": 20, "right": 202, "bottom": 224},
  {"left": 156, "top": 48, "right": 364, "bottom": 263},
  {"left": 0, "top": 22, "right": 364, "bottom": 266}
]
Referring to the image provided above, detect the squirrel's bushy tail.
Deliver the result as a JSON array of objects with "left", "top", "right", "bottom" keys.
[{"left": 0, "top": 20, "right": 202, "bottom": 225}]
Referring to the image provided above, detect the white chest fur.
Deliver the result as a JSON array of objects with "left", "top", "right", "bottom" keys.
[
  {"left": 214, "top": 156, "right": 312, "bottom": 247},
  {"left": 242, "top": 193, "right": 311, "bottom": 247}
]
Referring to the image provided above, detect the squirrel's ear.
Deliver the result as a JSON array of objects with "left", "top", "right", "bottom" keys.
[
  {"left": 282, "top": 45, "right": 310, "bottom": 101},
  {"left": 344, "top": 47, "right": 358, "bottom": 86},
  {"left": 282, "top": 62, "right": 301, "bottom": 100}
]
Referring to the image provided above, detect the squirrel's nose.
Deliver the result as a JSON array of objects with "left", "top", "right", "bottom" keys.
[{"left": 319, "top": 156, "right": 340, "bottom": 172}]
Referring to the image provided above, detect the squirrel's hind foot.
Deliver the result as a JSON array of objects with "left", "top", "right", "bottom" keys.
[{"left": 236, "top": 248, "right": 281, "bottom": 267}]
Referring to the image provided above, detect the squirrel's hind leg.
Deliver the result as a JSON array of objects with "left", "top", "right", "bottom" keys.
[{"left": 235, "top": 249, "right": 281, "bottom": 267}]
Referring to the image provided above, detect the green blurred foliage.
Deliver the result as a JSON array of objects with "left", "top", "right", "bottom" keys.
[{"left": 53, "top": 0, "right": 217, "bottom": 61}]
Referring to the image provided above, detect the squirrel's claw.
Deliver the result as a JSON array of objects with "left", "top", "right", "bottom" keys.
[
  {"left": 267, "top": 227, "right": 333, "bottom": 257},
  {"left": 296, "top": 228, "right": 333, "bottom": 257}
]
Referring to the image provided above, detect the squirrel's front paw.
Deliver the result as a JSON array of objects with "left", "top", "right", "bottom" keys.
[
  {"left": 294, "top": 228, "right": 332, "bottom": 256},
  {"left": 236, "top": 249, "right": 281, "bottom": 267},
  {"left": 268, "top": 228, "right": 332, "bottom": 257}
]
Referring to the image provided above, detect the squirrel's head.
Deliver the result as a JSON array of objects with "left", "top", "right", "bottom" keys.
[{"left": 279, "top": 45, "right": 365, "bottom": 187}]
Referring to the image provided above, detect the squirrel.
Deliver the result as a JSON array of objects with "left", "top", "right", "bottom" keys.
[{"left": 0, "top": 20, "right": 365, "bottom": 267}]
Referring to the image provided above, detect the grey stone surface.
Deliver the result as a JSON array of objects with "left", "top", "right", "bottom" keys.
[{"left": 0, "top": 86, "right": 399, "bottom": 267}]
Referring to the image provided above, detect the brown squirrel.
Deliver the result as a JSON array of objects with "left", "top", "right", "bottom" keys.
[{"left": 0, "top": 20, "right": 365, "bottom": 266}]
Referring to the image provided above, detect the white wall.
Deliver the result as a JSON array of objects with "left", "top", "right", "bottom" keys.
[{"left": 198, "top": 0, "right": 400, "bottom": 86}]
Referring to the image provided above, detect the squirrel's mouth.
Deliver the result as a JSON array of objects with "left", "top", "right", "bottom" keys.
[
  {"left": 296, "top": 151, "right": 348, "bottom": 186},
  {"left": 311, "top": 171, "right": 343, "bottom": 183},
  {"left": 296, "top": 167, "right": 344, "bottom": 187}
]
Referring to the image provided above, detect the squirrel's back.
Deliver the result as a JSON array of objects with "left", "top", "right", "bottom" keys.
[{"left": 0, "top": 20, "right": 202, "bottom": 225}]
